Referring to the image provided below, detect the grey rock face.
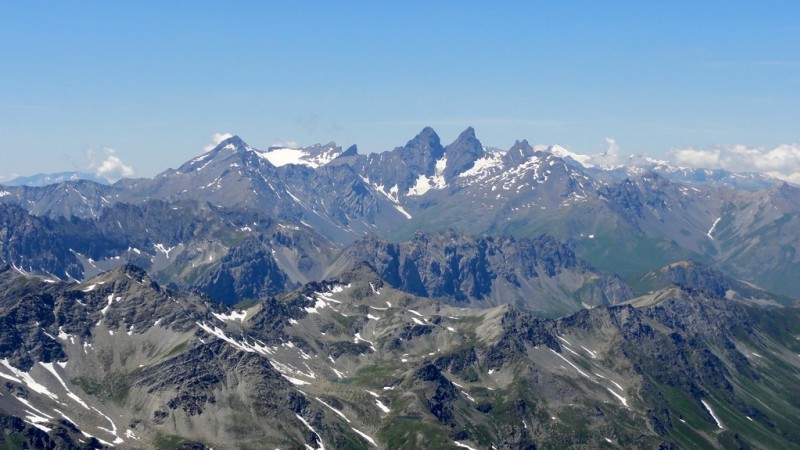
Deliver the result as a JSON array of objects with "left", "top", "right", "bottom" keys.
[
  {"left": 327, "top": 230, "right": 634, "bottom": 316},
  {"left": 442, "top": 127, "right": 485, "bottom": 181}
]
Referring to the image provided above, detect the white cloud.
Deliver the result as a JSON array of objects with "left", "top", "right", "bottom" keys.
[
  {"left": 96, "top": 155, "right": 135, "bottom": 181},
  {"left": 541, "top": 137, "right": 800, "bottom": 184},
  {"left": 269, "top": 141, "right": 301, "bottom": 149},
  {"left": 86, "top": 147, "right": 135, "bottom": 182},
  {"left": 671, "top": 143, "right": 800, "bottom": 183},
  {"left": 575, "top": 137, "right": 624, "bottom": 168},
  {"left": 604, "top": 137, "right": 619, "bottom": 156},
  {"left": 673, "top": 148, "right": 722, "bottom": 168},
  {"left": 204, "top": 132, "right": 233, "bottom": 152}
]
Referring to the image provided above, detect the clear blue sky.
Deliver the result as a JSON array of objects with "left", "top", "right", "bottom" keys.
[{"left": 2, "top": 1, "right": 799, "bottom": 180}]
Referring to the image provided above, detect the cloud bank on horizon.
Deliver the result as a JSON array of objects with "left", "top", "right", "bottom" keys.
[
  {"left": 671, "top": 143, "right": 800, "bottom": 184},
  {"left": 538, "top": 136, "right": 800, "bottom": 185}
]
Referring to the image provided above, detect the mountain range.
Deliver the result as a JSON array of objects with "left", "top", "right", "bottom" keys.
[
  {"left": 2, "top": 127, "right": 798, "bottom": 297},
  {"left": 0, "top": 127, "right": 798, "bottom": 448}
]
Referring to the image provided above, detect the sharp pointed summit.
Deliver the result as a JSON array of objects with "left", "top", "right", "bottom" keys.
[
  {"left": 215, "top": 134, "right": 248, "bottom": 150},
  {"left": 174, "top": 134, "right": 259, "bottom": 174},
  {"left": 443, "top": 126, "right": 485, "bottom": 180},
  {"left": 504, "top": 139, "right": 535, "bottom": 165},
  {"left": 398, "top": 126, "right": 445, "bottom": 163}
]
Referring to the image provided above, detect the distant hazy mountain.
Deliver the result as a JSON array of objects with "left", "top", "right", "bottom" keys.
[{"left": 4, "top": 171, "right": 109, "bottom": 187}]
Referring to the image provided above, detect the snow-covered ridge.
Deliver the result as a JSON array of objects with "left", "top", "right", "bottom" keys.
[
  {"left": 545, "top": 144, "right": 595, "bottom": 168},
  {"left": 259, "top": 145, "right": 343, "bottom": 169},
  {"left": 459, "top": 152, "right": 505, "bottom": 180}
]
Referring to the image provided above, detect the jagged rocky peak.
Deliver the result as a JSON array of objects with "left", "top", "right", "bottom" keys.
[
  {"left": 394, "top": 126, "right": 445, "bottom": 170},
  {"left": 339, "top": 143, "right": 358, "bottom": 158},
  {"left": 299, "top": 141, "right": 339, "bottom": 156},
  {"left": 443, "top": 126, "right": 485, "bottom": 180},
  {"left": 410, "top": 126, "right": 444, "bottom": 154},
  {"left": 503, "top": 139, "right": 535, "bottom": 165}
]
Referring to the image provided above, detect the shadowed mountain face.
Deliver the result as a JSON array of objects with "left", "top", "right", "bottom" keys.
[
  {"left": 0, "top": 264, "right": 798, "bottom": 449},
  {"left": 325, "top": 230, "right": 634, "bottom": 317}
]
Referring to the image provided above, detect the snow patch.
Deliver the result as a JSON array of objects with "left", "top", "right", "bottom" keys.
[
  {"left": 295, "top": 414, "right": 325, "bottom": 450},
  {"left": 406, "top": 157, "right": 448, "bottom": 196},
  {"left": 153, "top": 243, "right": 175, "bottom": 258},
  {"left": 16, "top": 396, "right": 55, "bottom": 433},
  {"left": 39, "top": 362, "right": 90, "bottom": 409},
  {"left": 606, "top": 388, "right": 628, "bottom": 407},
  {"left": 549, "top": 349, "right": 591, "bottom": 379},
  {"left": 100, "top": 293, "right": 115, "bottom": 316},
  {"left": 393, "top": 204, "right": 413, "bottom": 219},
  {"left": 701, "top": 399, "right": 724, "bottom": 429},
  {"left": 368, "top": 180, "right": 412, "bottom": 219},
  {"left": 261, "top": 148, "right": 309, "bottom": 167},
  {"left": 375, "top": 399, "right": 390, "bottom": 413},
  {"left": 707, "top": 217, "right": 721, "bottom": 240},
  {"left": 315, "top": 397, "right": 351, "bottom": 423},
  {"left": 93, "top": 406, "right": 123, "bottom": 443},
  {"left": 351, "top": 428, "right": 377, "bottom": 446},
  {"left": 0, "top": 359, "right": 58, "bottom": 400},
  {"left": 197, "top": 322, "right": 273, "bottom": 356},
  {"left": 459, "top": 153, "right": 504, "bottom": 179},
  {"left": 285, "top": 376, "right": 310, "bottom": 386},
  {"left": 212, "top": 310, "right": 248, "bottom": 322}
]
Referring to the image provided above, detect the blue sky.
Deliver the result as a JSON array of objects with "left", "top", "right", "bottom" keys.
[{"left": 2, "top": 1, "right": 799, "bottom": 181}]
